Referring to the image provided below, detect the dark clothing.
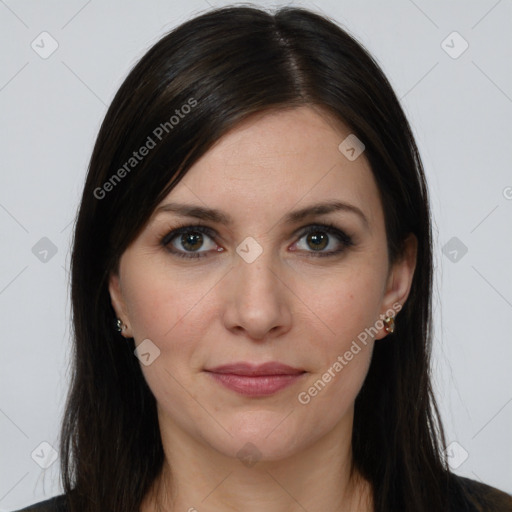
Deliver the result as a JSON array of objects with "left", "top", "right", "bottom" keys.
[
  {"left": 451, "top": 476, "right": 512, "bottom": 511},
  {"left": 11, "top": 475, "right": 512, "bottom": 511},
  {"left": 11, "top": 494, "right": 67, "bottom": 512}
]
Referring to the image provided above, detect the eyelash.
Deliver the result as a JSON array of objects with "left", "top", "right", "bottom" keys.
[{"left": 159, "top": 222, "right": 354, "bottom": 260}]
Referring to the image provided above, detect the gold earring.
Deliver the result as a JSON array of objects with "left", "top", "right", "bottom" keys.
[{"left": 383, "top": 316, "right": 395, "bottom": 334}]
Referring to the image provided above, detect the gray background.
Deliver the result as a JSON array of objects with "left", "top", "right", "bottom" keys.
[{"left": 1, "top": 0, "right": 511, "bottom": 509}]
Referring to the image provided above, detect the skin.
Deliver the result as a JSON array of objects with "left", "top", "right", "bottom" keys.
[{"left": 109, "top": 106, "right": 417, "bottom": 512}]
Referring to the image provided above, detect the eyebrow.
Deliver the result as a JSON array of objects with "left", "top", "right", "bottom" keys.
[{"left": 154, "top": 200, "right": 369, "bottom": 229}]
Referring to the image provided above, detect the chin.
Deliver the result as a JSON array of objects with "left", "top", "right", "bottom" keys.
[
  {"left": 225, "top": 437, "right": 302, "bottom": 465},
  {"left": 209, "top": 412, "right": 307, "bottom": 463}
]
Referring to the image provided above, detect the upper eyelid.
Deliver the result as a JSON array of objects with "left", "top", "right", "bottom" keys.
[{"left": 162, "top": 222, "right": 348, "bottom": 238}]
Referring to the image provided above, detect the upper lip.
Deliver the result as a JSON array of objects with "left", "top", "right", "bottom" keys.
[{"left": 205, "top": 362, "right": 305, "bottom": 376}]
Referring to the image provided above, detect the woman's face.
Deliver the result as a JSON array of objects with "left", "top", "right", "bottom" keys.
[{"left": 109, "top": 106, "right": 416, "bottom": 463}]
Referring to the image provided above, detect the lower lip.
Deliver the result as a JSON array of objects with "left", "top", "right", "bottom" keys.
[{"left": 206, "top": 372, "right": 305, "bottom": 397}]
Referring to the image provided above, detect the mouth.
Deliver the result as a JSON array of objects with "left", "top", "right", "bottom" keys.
[{"left": 204, "top": 362, "right": 307, "bottom": 397}]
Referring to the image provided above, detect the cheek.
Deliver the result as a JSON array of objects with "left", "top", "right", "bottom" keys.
[
  {"left": 303, "top": 262, "right": 387, "bottom": 353},
  {"left": 121, "top": 258, "right": 219, "bottom": 344},
  {"left": 295, "top": 287, "right": 377, "bottom": 430},
  {"left": 124, "top": 269, "right": 216, "bottom": 435},
  {"left": 120, "top": 259, "right": 219, "bottom": 400},
  {"left": 292, "top": 262, "right": 384, "bottom": 411},
  {"left": 301, "top": 286, "right": 377, "bottom": 383}
]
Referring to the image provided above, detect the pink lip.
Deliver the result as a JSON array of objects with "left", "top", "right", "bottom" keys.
[{"left": 204, "top": 362, "right": 306, "bottom": 397}]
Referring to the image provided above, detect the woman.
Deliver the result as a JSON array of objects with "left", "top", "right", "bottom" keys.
[{"left": 14, "top": 5, "right": 512, "bottom": 512}]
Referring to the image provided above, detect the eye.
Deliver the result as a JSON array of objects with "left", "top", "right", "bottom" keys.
[
  {"left": 161, "top": 225, "right": 222, "bottom": 259},
  {"left": 291, "top": 223, "right": 354, "bottom": 257},
  {"left": 160, "top": 222, "right": 353, "bottom": 260}
]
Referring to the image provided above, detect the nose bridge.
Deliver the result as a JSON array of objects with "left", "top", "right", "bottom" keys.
[
  {"left": 234, "top": 244, "right": 280, "bottom": 303},
  {"left": 222, "top": 242, "right": 292, "bottom": 339}
]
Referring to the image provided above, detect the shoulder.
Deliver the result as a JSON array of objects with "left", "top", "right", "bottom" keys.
[
  {"left": 449, "top": 474, "right": 512, "bottom": 511},
  {"left": 9, "top": 494, "right": 69, "bottom": 512}
]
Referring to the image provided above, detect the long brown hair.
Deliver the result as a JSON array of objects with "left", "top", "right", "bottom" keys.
[{"left": 62, "top": 5, "right": 460, "bottom": 510}]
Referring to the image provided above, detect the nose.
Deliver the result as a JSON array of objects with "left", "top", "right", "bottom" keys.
[{"left": 221, "top": 252, "right": 293, "bottom": 341}]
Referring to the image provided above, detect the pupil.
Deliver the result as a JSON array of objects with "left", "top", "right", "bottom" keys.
[
  {"left": 307, "top": 232, "right": 328, "bottom": 250},
  {"left": 182, "top": 232, "right": 203, "bottom": 251}
]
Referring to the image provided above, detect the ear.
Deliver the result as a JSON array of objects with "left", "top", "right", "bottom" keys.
[
  {"left": 375, "top": 234, "right": 417, "bottom": 340},
  {"left": 108, "top": 271, "right": 133, "bottom": 338}
]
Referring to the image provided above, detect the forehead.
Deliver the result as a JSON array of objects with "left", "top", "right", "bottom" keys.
[{"left": 161, "top": 106, "right": 382, "bottom": 228}]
